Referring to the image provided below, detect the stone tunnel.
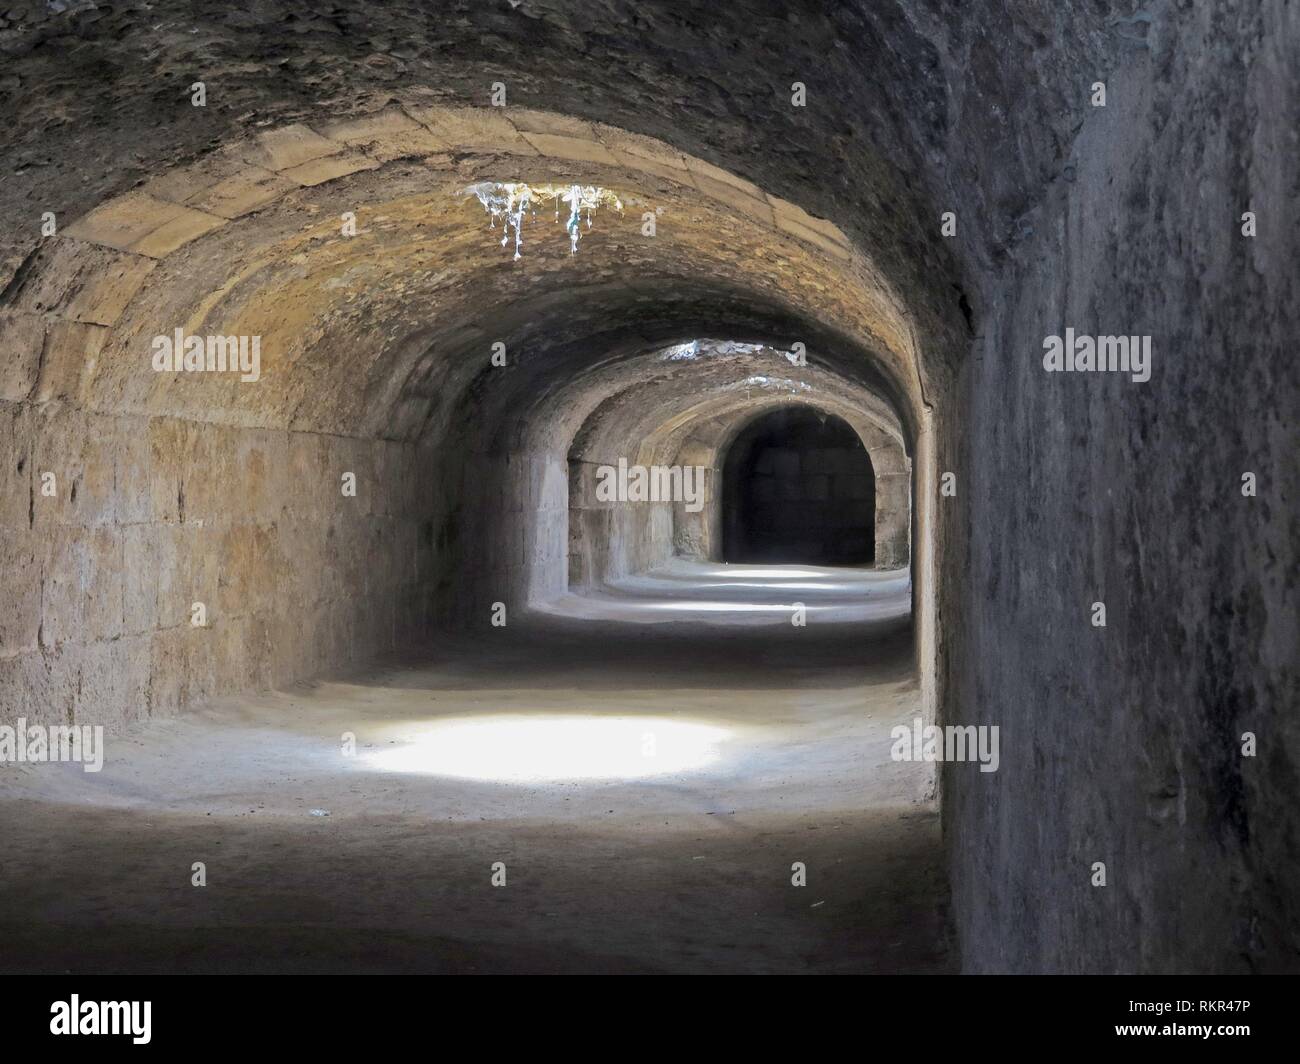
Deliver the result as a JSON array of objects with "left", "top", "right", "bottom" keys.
[{"left": 0, "top": 0, "right": 1295, "bottom": 976}]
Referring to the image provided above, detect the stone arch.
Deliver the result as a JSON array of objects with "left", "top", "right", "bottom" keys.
[{"left": 720, "top": 406, "right": 877, "bottom": 566}]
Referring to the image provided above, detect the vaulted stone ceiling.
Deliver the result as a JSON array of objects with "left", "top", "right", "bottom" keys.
[
  {"left": 0, "top": 0, "right": 1125, "bottom": 412},
  {"left": 2, "top": 101, "right": 920, "bottom": 447}
]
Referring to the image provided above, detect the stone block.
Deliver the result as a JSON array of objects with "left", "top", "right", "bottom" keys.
[
  {"left": 281, "top": 151, "right": 381, "bottom": 187},
  {"left": 148, "top": 626, "right": 205, "bottom": 717},
  {"left": 775, "top": 216, "right": 852, "bottom": 260},
  {"left": 113, "top": 421, "right": 153, "bottom": 525},
  {"left": 147, "top": 416, "right": 188, "bottom": 524},
  {"left": 31, "top": 403, "right": 86, "bottom": 531},
  {"left": 285, "top": 430, "right": 330, "bottom": 517},
  {"left": 0, "top": 526, "right": 41, "bottom": 656},
  {"left": 320, "top": 106, "right": 427, "bottom": 145},
  {"left": 39, "top": 526, "right": 84, "bottom": 648},
  {"left": 74, "top": 635, "right": 151, "bottom": 728},
  {"left": 82, "top": 526, "right": 123, "bottom": 643},
  {"left": 64, "top": 193, "right": 224, "bottom": 258},
  {"left": 607, "top": 148, "right": 693, "bottom": 187},
  {"left": 768, "top": 194, "right": 845, "bottom": 241},
  {"left": 189, "top": 167, "right": 298, "bottom": 219},
  {"left": 141, "top": 150, "right": 236, "bottom": 206},
  {"left": 769, "top": 196, "right": 853, "bottom": 259},
  {"left": 130, "top": 209, "right": 226, "bottom": 258},
  {"left": 34, "top": 320, "right": 107, "bottom": 403},
  {"left": 177, "top": 524, "right": 222, "bottom": 621},
  {"left": 509, "top": 110, "right": 599, "bottom": 138},
  {"left": 173, "top": 421, "right": 223, "bottom": 526},
  {"left": 408, "top": 105, "right": 538, "bottom": 154},
  {"left": 243, "top": 124, "right": 342, "bottom": 172},
  {"left": 149, "top": 525, "right": 186, "bottom": 631},
  {"left": 364, "top": 128, "right": 453, "bottom": 163},
  {"left": 0, "top": 312, "right": 44, "bottom": 401},
  {"left": 0, "top": 402, "right": 33, "bottom": 531},
  {"left": 1, "top": 240, "right": 155, "bottom": 326},
  {"left": 322, "top": 106, "right": 449, "bottom": 160},
  {"left": 215, "top": 523, "right": 280, "bottom": 619},
  {"left": 70, "top": 412, "right": 119, "bottom": 527},
  {"left": 121, "top": 525, "right": 160, "bottom": 635},
  {"left": 0, "top": 647, "right": 79, "bottom": 726},
  {"left": 691, "top": 172, "right": 775, "bottom": 225},
  {"left": 596, "top": 126, "right": 690, "bottom": 170},
  {"left": 520, "top": 132, "right": 618, "bottom": 166}
]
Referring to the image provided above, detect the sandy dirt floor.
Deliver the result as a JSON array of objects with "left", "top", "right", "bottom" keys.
[{"left": 0, "top": 561, "right": 952, "bottom": 973}]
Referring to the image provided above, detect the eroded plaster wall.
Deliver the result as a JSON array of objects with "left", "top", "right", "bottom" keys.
[{"left": 942, "top": 0, "right": 1299, "bottom": 973}]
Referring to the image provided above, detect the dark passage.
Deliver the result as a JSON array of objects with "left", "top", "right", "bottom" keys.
[{"left": 722, "top": 407, "right": 875, "bottom": 565}]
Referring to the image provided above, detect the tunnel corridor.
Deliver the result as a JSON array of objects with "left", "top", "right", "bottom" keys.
[
  {"left": 0, "top": 0, "right": 1294, "bottom": 982},
  {"left": 4, "top": 563, "right": 940, "bottom": 973},
  {"left": 722, "top": 407, "right": 877, "bottom": 566}
]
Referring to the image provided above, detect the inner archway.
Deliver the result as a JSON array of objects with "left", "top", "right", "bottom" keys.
[{"left": 721, "top": 407, "right": 875, "bottom": 565}]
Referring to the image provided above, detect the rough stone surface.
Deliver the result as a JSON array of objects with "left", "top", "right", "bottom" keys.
[
  {"left": 941, "top": 1, "right": 1299, "bottom": 973},
  {"left": 0, "top": 398, "right": 435, "bottom": 728},
  {"left": 0, "top": 0, "right": 1292, "bottom": 975}
]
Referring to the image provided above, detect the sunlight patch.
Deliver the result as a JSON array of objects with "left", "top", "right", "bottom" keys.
[{"left": 363, "top": 715, "right": 728, "bottom": 782}]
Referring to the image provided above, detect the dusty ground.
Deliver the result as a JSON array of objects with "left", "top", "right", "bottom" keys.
[{"left": 0, "top": 562, "right": 951, "bottom": 974}]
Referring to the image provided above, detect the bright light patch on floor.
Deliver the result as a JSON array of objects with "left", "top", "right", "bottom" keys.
[
  {"left": 363, "top": 715, "right": 728, "bottom": 782},
  {"left": 720, "top": 566, "right": 833, "bottom": 578},
  {"left": 641, "top": 600, "right": 818, "bottom": 613},
  {"left": 695, "top": 580, "right": 853, "bottom": 592}
]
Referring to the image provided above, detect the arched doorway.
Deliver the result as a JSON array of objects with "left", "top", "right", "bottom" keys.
[{"left": 721, "top": 406, "right": 875, "bottom": 565}]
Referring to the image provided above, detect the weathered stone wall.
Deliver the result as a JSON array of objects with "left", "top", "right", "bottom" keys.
[
  {"left": 0, "top": 398, "right": 436, "bottom": 728},
  {"left": 942, "top": 0, "right": 1299, "bottom": 973},
  {"left": 567, "top": 458, "right": 680, "bottom": 589},
  {"left": 427, "top": 449, "right": 567, "bottom": 627}
]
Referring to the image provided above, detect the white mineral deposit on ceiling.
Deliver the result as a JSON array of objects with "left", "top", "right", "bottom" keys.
[{"left": 464, "top": 181, "right": 624, "bottom": 259}]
